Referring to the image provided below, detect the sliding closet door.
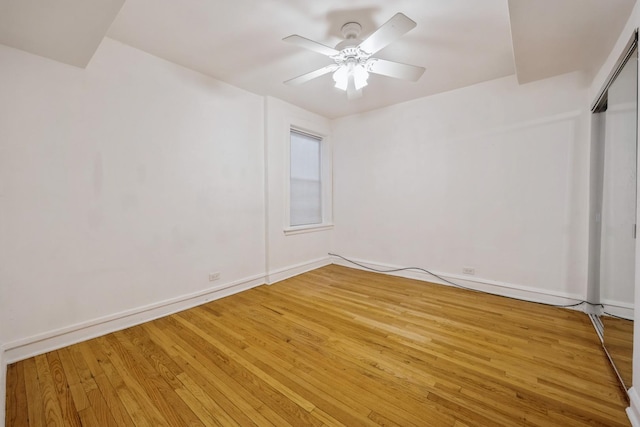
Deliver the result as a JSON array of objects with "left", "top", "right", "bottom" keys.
[
  {"left": 601, "top": 52, "right": 637, "bottom": 309},
  {"left": 600, "top": 46, "right": 637, "bottom": 388}
]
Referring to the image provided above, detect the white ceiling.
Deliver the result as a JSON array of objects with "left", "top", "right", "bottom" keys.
[
  {"left": 0, "top": 0, "right": 124, "bottom": 67},
  {"left": 509, "top": 0, "right": 636, "bottom": 84},
  {"left": 0, "top": 0, "right": 636, "bottom": 118}
]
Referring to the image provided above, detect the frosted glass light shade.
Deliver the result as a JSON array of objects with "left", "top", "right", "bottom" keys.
[
  {"left": 333, "top": 63, "right": 369, "bottom": 92},
  {"left": 333, "top": 66, "right": 349, "bottom": 90},
  {"left": 353, "top": 65, "right": 369, "bottom": 90}
]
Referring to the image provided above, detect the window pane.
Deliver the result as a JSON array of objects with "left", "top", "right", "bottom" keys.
[{"left": 290, "top": 130, "right": 322, "bottom": 226}]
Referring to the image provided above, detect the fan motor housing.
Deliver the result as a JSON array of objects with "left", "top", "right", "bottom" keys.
[{"left": 336, "top": 22, "right": 363, "bottom": 50}]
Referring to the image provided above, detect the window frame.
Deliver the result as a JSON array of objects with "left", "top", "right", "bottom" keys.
[{"left": 284, "top": 120, "right": 333, "bottom": 235}]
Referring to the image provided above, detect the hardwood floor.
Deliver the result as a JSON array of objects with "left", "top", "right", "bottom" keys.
[
  {"left": 602, "top": 316, "right": 634, "bottom": 389},
  {"left": 5, "top": 265, "right": 630, "bottom": 426}
]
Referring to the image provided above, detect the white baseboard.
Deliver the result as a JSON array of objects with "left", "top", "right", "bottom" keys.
[
  {"left": 601, "top": 299, "right": 634, "bottom": 320},
  {"left": 627, "top": 387, "right": 640, "bottom": 426},
  {"left": 330, "top": 255, "right": 586, "bottom": 308},
  {"left": 266, "top": 256, "right": 331, "bottom": 285},
  {"left": 4, "top": 273, "right": 265, "bottom": 365}
]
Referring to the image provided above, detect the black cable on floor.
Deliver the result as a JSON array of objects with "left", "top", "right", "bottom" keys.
[
  {"left": 328, "top": 252, "right": 601, "bottom": 310},
  {"left": 603, "top": 311, "right": 633, "bottom": 321}
]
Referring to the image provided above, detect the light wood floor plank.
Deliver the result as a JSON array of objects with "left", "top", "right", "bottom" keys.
[
  {"left": 142, "top": 322, "right": 245, "bottom": 426},
  {"left": 33, "top": 354, "right": 65, "bottom": 426},
  {"left": 5, "top": 265, "right": 631, "bottom": 426},
  {"left": 45, "top": 351, "right": 82, "bottom": 427},
  {"left": 157, "top": 316, "right": 292, "bottom": 427},
  {"left": 22, "top": 357, "right": 47, "bottom": 427},
  {"left": 151, "top": 315, "right": 275, "bottom": 426},
  {"left": 56, "top": 347, "right": 91, "bottom": 413},
  {"left": 220, "top": 292, "right": 452, "bottom": 426},
  {"left": 77, "top": 406, "right": 101, "bottom": 427},
  {"left": 92, "top": 335, "right": 167, "bottom": 426},
  {"left": 110, "top": 330, "right": 205, "bottom": 426},
  {"left": 5, "top": 361, "right": 28, "bottom": 426}
]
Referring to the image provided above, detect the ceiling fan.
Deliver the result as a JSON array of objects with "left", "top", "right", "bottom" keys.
[{"left": 283, "top": 13, "right": 425, "bottom": 100}]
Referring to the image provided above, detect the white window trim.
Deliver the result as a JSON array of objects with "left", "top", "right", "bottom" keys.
[
  {"left": 283, "top": 223, "right": 334, "bottom": 236},
  {"left": 284, "top": 118, "right": 333, "bottom": 235}
]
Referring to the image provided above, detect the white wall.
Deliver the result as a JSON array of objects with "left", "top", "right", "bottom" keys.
[
  {"left": 0, "top": 38, "right": 266, "bottom": 356},
  {"left": 332, "top": 72, "right": 590, "bottom": 304},
  {"left": 264, "top": 97, "right": 333, "bottom": 282}
]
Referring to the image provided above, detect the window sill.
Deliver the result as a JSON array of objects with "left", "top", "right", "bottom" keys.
[{"left": 283, "top": 224, "right": 334, "bottom": 236}]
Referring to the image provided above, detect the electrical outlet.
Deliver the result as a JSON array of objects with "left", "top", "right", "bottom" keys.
[
  {"left": 462, "top": 267, "right": 475, "bottom": 275},
  {"left": 209, "top": 272, "right": 220, "bottom": 281}
]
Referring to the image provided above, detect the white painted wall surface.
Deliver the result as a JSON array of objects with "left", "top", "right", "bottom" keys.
[
  {"left": 264, "top": 97, "right": 333, "bottom": 282},
  {"left": 0, "top": 38, "right": 266, "bottom": 349},
  {"left": 332, "top": 72, "right": 590, "bottom": 302}
]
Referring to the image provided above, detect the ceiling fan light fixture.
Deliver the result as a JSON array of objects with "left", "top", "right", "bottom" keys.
[
  {"left": 333, "top": 66, "right": 349, "bottom": 90},
  {"left": 353, "top": 64, "right": 369, "bottom": 90},
  {"left": 283, "top": 13, "right": 425, "bottom": 99},
  {"left": 333, "top": 62, "right": 369, "bottom": 92}
]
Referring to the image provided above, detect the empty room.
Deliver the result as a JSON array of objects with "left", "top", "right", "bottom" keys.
[{"left": 2, "top": 0, "right": 640, "bottom": 425}]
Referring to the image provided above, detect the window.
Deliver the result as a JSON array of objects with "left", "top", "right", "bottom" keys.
[
  {"left": 290, "top": 129, "right": 322, "bottom": 226},
  {"left": 286, "top": 127, "right": 332, "bottom": 233}
]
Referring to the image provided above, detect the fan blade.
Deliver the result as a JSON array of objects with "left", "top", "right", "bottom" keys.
[
  {"left": 358, "top": 13, "right": 417, "bottom": 55},
  {"left": 283, "top": 35, "right": 339, "bottom": 57},
  {"left": 367, "top": 58, "right": 425, "bottom": 81},
  {"left": 284, "top": 64, "right": 339, "bottom": 86}
]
